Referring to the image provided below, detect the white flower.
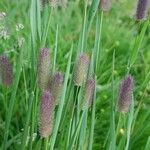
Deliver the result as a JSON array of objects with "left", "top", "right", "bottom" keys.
[
  {"left": 17, "top": 37, "right": 25, "bottom": 47},
  {"left": 25, "top": 132, "right": 37, "bottom": 146},
  {"left": 32, "top": 133, "right": 37, "bottom": 141},
  {"left": 0, "top": 12, "right": 6, "bottom": 20},
  {"left": 16, "top": 23, "right": 24, "bottom": 31},
  {"left": 0, "top": 27, "right": 10, "bottom": 40}
]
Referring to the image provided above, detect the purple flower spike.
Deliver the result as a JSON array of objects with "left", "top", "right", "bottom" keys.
[
  {"left": 82, "top": 79, "right": 96, "bottom": 110},
  {"left": 39, "top": 90, "right": 54, "bottom": 138},
  {"left": 99, "top": 0, "right": 112, "bottom": 12},
  {"left": 51, "top": 72, "right": 64, "bottom": 105},
  {"left": 118, "top": 75, "right": 134, "bottom": 113},
  {"left": 136, "top": 0, "right": 149, "bottom": 21},
  {"left": 73, "top": 53, "right": 90, "bottom": 86},
  {"left": 0, "top": 55, "right": 13, "bottom": 86},
  {"left": 38, "top": 48, "right": 51, "bottom": 91}
]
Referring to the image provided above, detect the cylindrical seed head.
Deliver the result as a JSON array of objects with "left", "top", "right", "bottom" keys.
[
  {"left": 136, "top": 0, "right": 149, "bottom": 21},
  {"left": 99, "top": 0, "right": 112, "bottom": 11},
  {"left": 39, "top": 90, "right": 54, "bottom": 138},
  {"left": 82, "top": 79, "right": 96, "bottom": 110},
  {"left": 73, "top": 53, "right": 90, "bottom": 86},
  {"left": 51, "top": 72, "right": 64, "bottom": 105},
  {"left": 0, "top": 55, "right": 13, "bottom": 86},
  {"left": 118, "top": 75, "right": 134, "bottom": 113},
  {"left": 38, "top": 48, "right": 51, "bottom": 91}
]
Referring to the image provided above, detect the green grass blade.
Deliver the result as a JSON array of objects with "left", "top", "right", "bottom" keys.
[
  {"left": 88, "top": 84, "right": 96, "bottom": 150},
  {"left": 21, "top": 92, "right": 34, "bottom": 150},
  {"left": 80, "top": 0, "right": 88, "bottom": 53},
  {"left": 50, "top": 45, "right": 73, "bottom": 150},
  {"left": 3, "top": 49, "right": 24, "bottom": 150},
  {"left": 145, "top": 136, "right": 150, "bottom": 150},
  {"left": 53, "top": 25, "right": 59, "bottom": 74},
  {"left": 36, "top": 0, "right": 42, "bottom": 41},
  {"left": 87, "top": 0, "right": 100, "bottom": 32},
  {"left": 129, "top": 20, "right": 149, "bottom": 69},
  {"left": 125, "top": 95, "right": 134, "bottom": 150},
  {"left": 94, "top": 11, "right": 103, "bottom": 74},
  {"left": 67, "top": 111, "right": 85, "bottom": 150},
  {"left": 41, "top": 7, "right": 52, "bottom": 47},
  {"left": 78, "top": 109, "right": 88, "bottom": 149},
  {"left": 109, "top": 50, "right": 116, "bottom": 150},
  {"left": 30, "top": 0, "right": 37, "bottom": 46}
]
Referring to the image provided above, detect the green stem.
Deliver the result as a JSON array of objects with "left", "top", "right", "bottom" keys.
[{"left": 44, "top": 138, "right": 49, "bottom": 150}]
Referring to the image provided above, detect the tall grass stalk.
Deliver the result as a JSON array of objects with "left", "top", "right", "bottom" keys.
[
  {"left": 145, "top": 136, "right": 150, "bottom": 150},
  {"left": 109, "top": 50, "right": 116, "bottom": 150},
  {"left": 3, "top": 48, "right": 24, "bottom": 150},
  {"left": 94, "top": 11, "right": 103, "bottom": 74},
  {"left": 50, "top": 45, "right": 73, "bottom": 150},
  {"left": 53, "top": 25, "right": 59, "bottom": 74},
  {"left": 67, "top": 111, "right": 85, "bottom": 150},
  {"left": 125, "top": 95, "right": 134, "bottom": 150},
  {"left": 21, "top": 93, "right": 34, "bottom": 150},
  {"left": 44, "top": 138, "right": 49, "bottom": 150},
  {"left": 78, "top": 109, "right": 88, "bottom": 149},
  {"left": 88, "top": 82, "right": 96, "bottom": 150},
  {"left": 41, "top": 6, "right": 52, "bottom": 47},
  {"left": 78, "top": 0, "right": 100, "bottom": 53},
  {"left": 128, "top": 20, "right": 149, "bottom": 72}
]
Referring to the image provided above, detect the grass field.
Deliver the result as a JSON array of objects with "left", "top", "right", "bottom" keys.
[{"left": 0, "top": 0, "right": 150, "bottom": 149}]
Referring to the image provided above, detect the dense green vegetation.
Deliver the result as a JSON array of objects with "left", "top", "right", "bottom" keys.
[{"left": 0, "top": 0, "right": 150, "bottom": 149}]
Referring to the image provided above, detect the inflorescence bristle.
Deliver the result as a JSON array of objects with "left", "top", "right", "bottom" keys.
[
  {"left": 0, "top": 55, "right": 13, "bottom": 86},
  {"left": 99, "top": 0, "right": 112, "bottom": 12},
  {"left": 39, "top": 90, "right": 54, "bottom": 138},
  {"left": 73, "top": 53, "right": 90, "bottom": 86},
  {"left": 136, "top": 0, "right": 149, "bottom": 21},
  {"left": 118, "top": 75, "right": 134, "bottom": 113},
  {"left": 82, "top": 79, "right": 96, "bottom": 110},
  {"left": 50, "top": 71, "right": 64, "bottom": 105},
  {"left": 38, "top": 48, "right": 51, "bottom": 91}
]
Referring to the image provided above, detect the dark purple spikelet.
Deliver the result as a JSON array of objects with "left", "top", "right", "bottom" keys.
[
  {"left": 51, "top": 72, "right": 64, "bottom": 105},
  {"left": 99, "top": 0, "right": 112, "bottom": 11},
  {"left": 73, "top": 53, "right": 90, "bottom": 86},
  {"left": 39, "top": 90, "right": 54, "bottom": 138},
  {"left": 118, "top": 75, "right": 134, "bottom": 113},
  {"left": 0, "top": 55, "right": 13, "bottom": 86},
  {"left": 38, "top": 48, "right": 51, "bottom": 91},
  {"left": 82, "top": 79, "right": 96, "bottom": 110},
  {"left": 136, "top": 0, "right": 149, "bottom": 21}
]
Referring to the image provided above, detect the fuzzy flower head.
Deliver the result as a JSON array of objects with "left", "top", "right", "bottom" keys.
[
  {"left": 99, "top": 0, "right": 112, "bottom": 11},
  {"left": 38, "top": 48, "right": 51, "bottom": 91},
  {"left": 51, "top": 72, "right": 64, "bottom": 105},
  {"left": 82, "top": 79, "right": 96, "bottom": 110},
  {"left": 0, "top": 55, "right": 13, "bottom": 86},
  {"left": 118, "top": 75, "right": 134, "bottom": 113},
  {"left": 39, "top": 90, "right": 54, "bottom": 138},
  {"left": 136, "top": 0, "right": 149, "bottom": 21},
  {"left": 73, "top": 53, "right": 90, "bottom": 86}
]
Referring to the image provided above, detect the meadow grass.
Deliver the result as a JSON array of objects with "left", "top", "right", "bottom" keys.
[{"left": 0, "top": 0, "right": 150, "bottom": 150}]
